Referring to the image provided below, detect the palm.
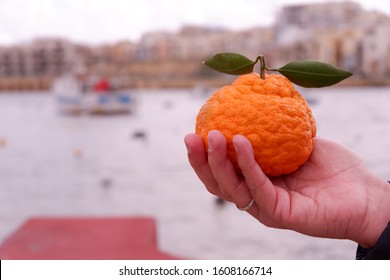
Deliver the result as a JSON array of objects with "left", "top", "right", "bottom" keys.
[{"left": 266, "top": 138, "right": 368, "bottom": 239}]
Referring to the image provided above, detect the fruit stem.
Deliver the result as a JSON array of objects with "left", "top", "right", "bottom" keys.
[{"left": 259, "top": 55, "right": 266, "bottom": 79}]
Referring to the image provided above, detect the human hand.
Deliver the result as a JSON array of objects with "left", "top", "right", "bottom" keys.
[{"left": 184, "top": 130, "right": 390, "bottom": 248}]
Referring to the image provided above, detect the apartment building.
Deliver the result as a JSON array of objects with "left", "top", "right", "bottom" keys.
[
  {"left": 1, "top": 1, "right": 390, "bottom": 87},
  {"left": 273, "top": 1, "right": 390, "bottom": 77},
  {"left": 0, "top": 38, "right": 82, "bottom": 77}
]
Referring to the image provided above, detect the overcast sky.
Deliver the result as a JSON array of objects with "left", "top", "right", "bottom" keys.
[{"left": 0, "top": 0, "right": 389, "bottom": 45}]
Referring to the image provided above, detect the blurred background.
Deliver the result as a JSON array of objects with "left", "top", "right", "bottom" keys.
[{"left": 0, "top": 0, "right": 390, "bottom": 259}]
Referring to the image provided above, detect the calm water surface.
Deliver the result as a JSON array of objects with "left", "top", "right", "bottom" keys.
[{"left": 0, "top": 86, "right": 389, "bottom": 259}]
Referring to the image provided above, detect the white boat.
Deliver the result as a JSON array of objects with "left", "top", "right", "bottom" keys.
[{"left": 52, "top": 76, "right": 134, "bottom": 115}]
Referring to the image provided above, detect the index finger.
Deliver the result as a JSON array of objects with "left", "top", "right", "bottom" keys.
[{"left": 184, "top": 133, "right": 223, "bottom": 198}]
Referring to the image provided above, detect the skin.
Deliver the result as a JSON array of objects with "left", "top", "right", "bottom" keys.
[{"left": 184, "top": 130, "right": 390, "bottom": 249}]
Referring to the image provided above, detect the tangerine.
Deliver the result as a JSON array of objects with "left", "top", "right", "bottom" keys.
[{"left": 195, "top": 73, "right": 316, "bottom": 176}]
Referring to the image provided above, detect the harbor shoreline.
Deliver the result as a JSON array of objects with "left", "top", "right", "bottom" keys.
[{"left": 1, "top": 76, "right": 390, "bottom": 91}]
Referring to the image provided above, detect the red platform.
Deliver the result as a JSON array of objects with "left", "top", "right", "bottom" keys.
[{"left": 0, "top": 217, "right": 180, "bottom": 260}]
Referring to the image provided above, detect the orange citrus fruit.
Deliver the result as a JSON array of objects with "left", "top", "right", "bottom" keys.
[{"left": 195, "top": 73, "right": 316, "bottom": 176}]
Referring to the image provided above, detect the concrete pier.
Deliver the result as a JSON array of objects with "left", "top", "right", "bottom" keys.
[
  {"left": 0, "top": 217, "right": 180, "bottom": 260},
  {"left": 0, "top": 77, "right": 53, "bottom": 91}
]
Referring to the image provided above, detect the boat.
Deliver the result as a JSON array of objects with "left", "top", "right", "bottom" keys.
[{"left": 52, "top": 75, "right": 134, "bottom": 115}]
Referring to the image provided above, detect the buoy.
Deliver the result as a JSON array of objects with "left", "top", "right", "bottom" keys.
[
  {"left": 0, "top": 137, "right": 6, "bottom": 148},
  {"left": 73, "top": 148, "right": 83, "bottom": 158},
  {"left": 215, "top": 197, "right": 225, "bottom": 206},
  {"left": 101, "top": 178, "right": 113, "bottom": 188},
  {"left": 132, "top": 130, "right": 147, "bottom": 140}
]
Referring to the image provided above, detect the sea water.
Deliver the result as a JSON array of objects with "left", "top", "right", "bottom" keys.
[{"left": 0, "top": 86, "right": 389, "bottom": 259}]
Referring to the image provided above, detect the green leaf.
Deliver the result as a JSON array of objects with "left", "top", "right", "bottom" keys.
[
  {"left": 277, "top": 60, "right": 353, "bottom": 88},
  {"left": 203, "top": 53, "right": 256, "bottom": 75}
]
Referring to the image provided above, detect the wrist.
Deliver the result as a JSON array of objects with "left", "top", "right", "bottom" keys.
[
  {"left": 356, "top": 220, "right": 390, "bottom": 259},
  {"left": 357, "top": 178, "right": 390, "bottom": 248}
]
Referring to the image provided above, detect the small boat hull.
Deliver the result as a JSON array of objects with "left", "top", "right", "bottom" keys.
[{"left": 52, "top": 76, "right": 134, "bottom": 115}]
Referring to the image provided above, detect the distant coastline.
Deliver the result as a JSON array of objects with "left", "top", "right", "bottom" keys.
[
  {"left": 337, "top": 77, "right": 390, "bottom": 87},
  {"left": 2, "top": 2, "right": 390, "bottom": 92},
  {"left": 0, "top": 76, "right": 390, "bottom": 92}
]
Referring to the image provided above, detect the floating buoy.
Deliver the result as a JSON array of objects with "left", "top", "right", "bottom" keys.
[
  {"left": 215, "top": 197, "right": 225, "bottom": 207},
  {"left": 101, "top": 178, "right": 113, "bottom": 188},
  {"left": 132, "top": 130, "right": 147, "bottom": 140},
  {"left": 73, "top": 148, "right": 83, "bottom": 158},
  {"left": 0, "top": 137, "right": 6, "bottom": 148}
]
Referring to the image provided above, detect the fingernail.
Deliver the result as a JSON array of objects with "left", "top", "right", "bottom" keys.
[
  {"left": 185, "top": 143, "right": 191, "bottom": 154},
  {"left": 233, "top": 136, "right": 239, "bottom": 154},
  {"left": 207, "top": 133, "right": 214, "bottom": 153},
  {"left": 184, "top": 139, "right": 191, "bottom": 154}
]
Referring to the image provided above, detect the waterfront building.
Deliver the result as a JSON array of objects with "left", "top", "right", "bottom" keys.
[
  {"left": 273, "top": 1, "right": 390, "bottom": 79},
  {"left": 1, "top": 1, "right": 390, "bottom": 89},
  {"left": 0, "top": 38, "right": 82, "bottom": 78}
]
